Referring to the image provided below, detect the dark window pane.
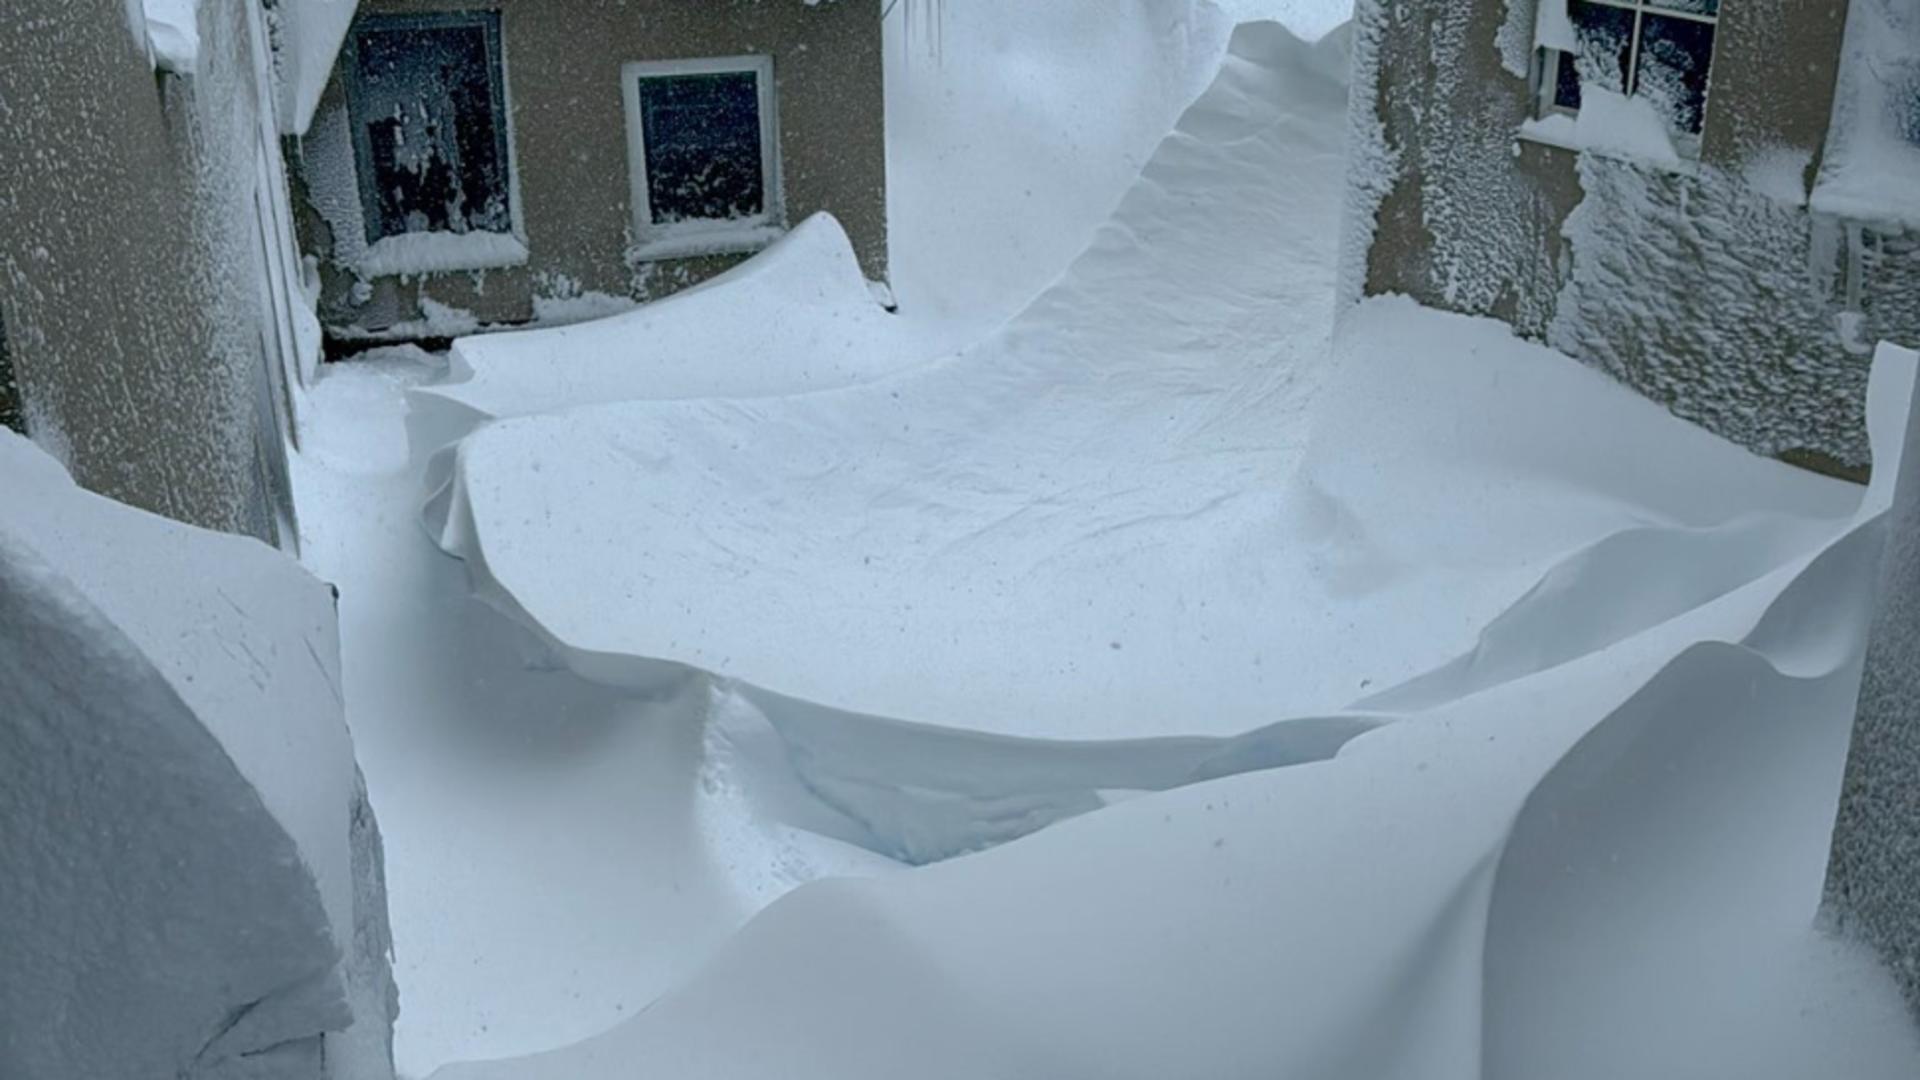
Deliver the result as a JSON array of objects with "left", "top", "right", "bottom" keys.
[
  {"left": 637, "top": 72, "right": 766, "bottom": 225},
  {"left": 350, "top": 16, "right": 511, "bottom": 242},
  {"left": 1561, "top": 0, "right": 1634, "bottom": 111},
  {"left": 1898, "top": 67, "right": 1920, "bottom": 145},
  {"left": 1636, "top": 13, "right": 1715, "bottom": 135}
]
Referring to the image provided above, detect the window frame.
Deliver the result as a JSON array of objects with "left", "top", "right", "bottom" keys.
[
  {"left": 620, "top": 55, "right": 784, "bottom": 259},
  {"left": 342, "top": 10, "right": 518, "bottom": 249},
  {"left": 1532, "top": 0, "right": 1719, "bottom": 153}
]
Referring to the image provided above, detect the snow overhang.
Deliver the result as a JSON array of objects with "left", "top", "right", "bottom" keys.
[{"left": 275, "top": 0, "right": 360, "bottom": 136}]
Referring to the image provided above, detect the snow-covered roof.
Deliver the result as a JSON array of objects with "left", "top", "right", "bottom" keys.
[{"left": 1811, "top": 0, "right": 1920, "bottom": 232}]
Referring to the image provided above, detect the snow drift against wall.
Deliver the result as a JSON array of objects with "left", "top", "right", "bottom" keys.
[
  {"left": 271, "top": 0, "right": 359, "bottom": 136},
  {"left": 0, "top": 431, "right": 394, "bottom": 1080}
]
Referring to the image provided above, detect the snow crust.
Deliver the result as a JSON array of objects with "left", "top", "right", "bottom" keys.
[
  {"left": 0, "top": 432, "right": 393, "bottom": 1079},
  {"left": 431, "top": 344, "right": 1920, "bottom": 1077},
  {"left": 1812, "top": 0, "right": 1920, "bottom": 233}
]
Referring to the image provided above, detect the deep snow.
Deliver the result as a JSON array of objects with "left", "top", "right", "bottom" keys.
[
  {"left": 275, "top": 0, "right": 1920, "bottom": 1077},
  {"left": 0, "top": 430, "right": 393, "bottom": 1080}
]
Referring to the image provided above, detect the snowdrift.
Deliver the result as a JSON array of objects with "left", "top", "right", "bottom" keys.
[
  {"left": 408, "top": 213, "right": 918, "bottom": 457},
  {"left": 427, "top": 22, "right": 1856, "bottom": 861},
  {"left": 432, "top": 344, "right": 1920, "bottom": 1080},
  {"left": 0, "top": 432, "right": 394, "bottom": 1080}
]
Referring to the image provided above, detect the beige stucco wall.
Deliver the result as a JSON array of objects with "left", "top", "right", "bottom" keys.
[
  {"left": 294, "top": 0, "right": 888, "bottom": 337},
  {"left": 1357, "top": 0, "right": 1912, "bottom": 475},
  {"left": 0, "top": 0, "right": 287, "bottom": 541}
]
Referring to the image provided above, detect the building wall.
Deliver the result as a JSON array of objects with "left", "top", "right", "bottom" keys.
[
  {"left": 293, "top": 0, "right": 889, "bottom": 339},
  {"left": 0, "top": 0, "right": 289, "bottom": 541},
  {"left": 1356, "top": 0, "right": 1916, "bottom": 475},
  {"left": 1825, "top": 356, "right": 1920, "bottom": 1021}
]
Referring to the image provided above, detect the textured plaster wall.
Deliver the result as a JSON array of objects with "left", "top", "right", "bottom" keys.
[
  {"left": 1826, "top": 361, "right": 1920, "bottom": 1019},
  {"left": 1356, "top": 0, "right": 1917, "bottom": 473},
  {"left": 294, "top": 0, "right": 889, "bottom": 336},
  {"left": 0, "top": 0, "right": 284, "bottom": 541}
]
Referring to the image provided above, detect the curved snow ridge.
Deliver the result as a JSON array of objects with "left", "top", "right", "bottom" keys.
[
  {"left": 428, "top": 482, "right": 1918, "bottom": 1080},
  {"left": 1360, "top": 341, "right": 1918, "bottom": 714},
  {"left": 734, "top": 681, "right": 1389, "bottom": 863},
  {"left": 407, "top": 212, "right": 915, "bottom": 459}
]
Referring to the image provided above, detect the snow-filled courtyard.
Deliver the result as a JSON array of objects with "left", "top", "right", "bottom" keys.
[{"left": 7, "top": 1, "right": 1920, "bottom": 1078}]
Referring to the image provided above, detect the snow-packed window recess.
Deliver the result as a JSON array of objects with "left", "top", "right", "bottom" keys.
[
  {"left": 622, "top": 56, "right": 783, "bottom": 258},
  {"left": 344, "top": 12, "right": 514, "bottom": 247},
  {"left": 1535, "top": 0, "right": 1718, "bottom": 147}
]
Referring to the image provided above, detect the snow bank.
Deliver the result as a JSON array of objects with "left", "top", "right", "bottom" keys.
[
  {"left": 273, "top": 0, "right": 359, "bottom": 136},
  {"left": 409, "top": 214, "right": 919, "bottom": 456},
  {"left": 430, "top": 365, "right": 1920, "bottom": 1077},
  {"left": 0, "top": 432, "right": 394, "bottom": 1080}
]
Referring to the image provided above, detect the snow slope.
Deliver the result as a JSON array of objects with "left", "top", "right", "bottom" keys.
[
  {"left": 426, "top": 22, "right": 1855, "bottom": 862},
  {"left": 0, "top": 431, "right": 394, "bottom": 1080},
  {"left": 431, "top": 347, "right": 1920, "bottom": 1079},
  {"left": 408, "top": 214, "right": 922, "bottom": 456}
]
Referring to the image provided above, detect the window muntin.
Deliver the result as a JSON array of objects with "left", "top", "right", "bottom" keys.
[
  {"left": 1540, "top": 0, "right": 1719, "bottom": 144},
  {"left": 345, "top": 12, "right": 514, "bottom": 245},
  {"left": 622, "top": 56, "right": 781, "bottom": 254}
]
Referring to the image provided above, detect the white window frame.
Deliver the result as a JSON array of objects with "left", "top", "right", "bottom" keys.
[
  {"left": 1532, "top": 0, "right": 1719, "bottom": 155},
  {"left": 621, "top": 55, "right": 783, "bottom": 260}
]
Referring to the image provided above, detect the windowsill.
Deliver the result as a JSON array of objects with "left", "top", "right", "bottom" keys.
[
  {"left": 627, "top": 223, "right": 786, "bottom": 263},
  {"left": 355, "top": 230, "right": 530, "bottom": 280},
  {"left": 1515, "top": 111, "right": 1700, "bottom": 176}
]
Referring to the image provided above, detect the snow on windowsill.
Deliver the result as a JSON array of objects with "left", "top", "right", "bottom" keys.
[
  {"left": 354, "top": 230, "right": 529, "bottom": 280},
  {"left": 1516, "top": 89, "right": 1695, "bottom": 174},
  {"left": 627, "top": 223, "right": 787, "bottom": 263}
]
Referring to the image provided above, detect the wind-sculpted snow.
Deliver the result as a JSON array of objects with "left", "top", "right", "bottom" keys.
[
  {"left": 408, "top": 213, "right": 919, "bottom": 459},
  {"left": 0, "top": 432, "right": 394, "bottom": 1080},
  {"left": 425, "top": 22, "right": 1860, "bottom": 863},
  {"left": 432, "top": 399, "right": 1920, "bottom": 1077}
]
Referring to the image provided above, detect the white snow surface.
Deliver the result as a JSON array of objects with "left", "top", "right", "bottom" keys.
[
  {"left": 143, "top": 0, "right": 201, "bottom": 73},
  {"left": 432, "top": 346, "right": 1920, "bottom": 1078},
  {"left": 0, "top": 431, "right": 390, "bottom": 1079},
  {"left": 274, "top": 0, "right": 359, "bottom": 136},
  {"left": 409, "top": 214, "right": 921, "bottom": 454}
]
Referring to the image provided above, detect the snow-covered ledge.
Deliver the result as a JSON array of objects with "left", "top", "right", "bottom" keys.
[
  {"left": 355, "top": 230, "right": 530, "bottom": 280},
  {"left": 1517, "top": 87, "right": 1696, "bottom": 174}
]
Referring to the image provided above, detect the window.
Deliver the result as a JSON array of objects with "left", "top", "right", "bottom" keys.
[
  {"left": 344, "top": 12, "right": 514, "bottom": 246},
  {"left": 1536, "top": 0, "right": 1719, "bottom": 145},
  {"left": 622, "top": 56, "right": 781, "bottom": 256}
]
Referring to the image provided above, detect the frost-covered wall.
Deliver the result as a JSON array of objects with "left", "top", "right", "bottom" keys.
[
  {"left": 1827, "top": 343, "right": 1920, "bottom": 1020},
  {"left": 1352, "top": 0, "right": 1916, "bottom": 473},
  {"left": 0, "top": 0, "right": 292, "bottom": 541},
  {"left": 289, "top": 0, "right": 888, "bottom": 340}
]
